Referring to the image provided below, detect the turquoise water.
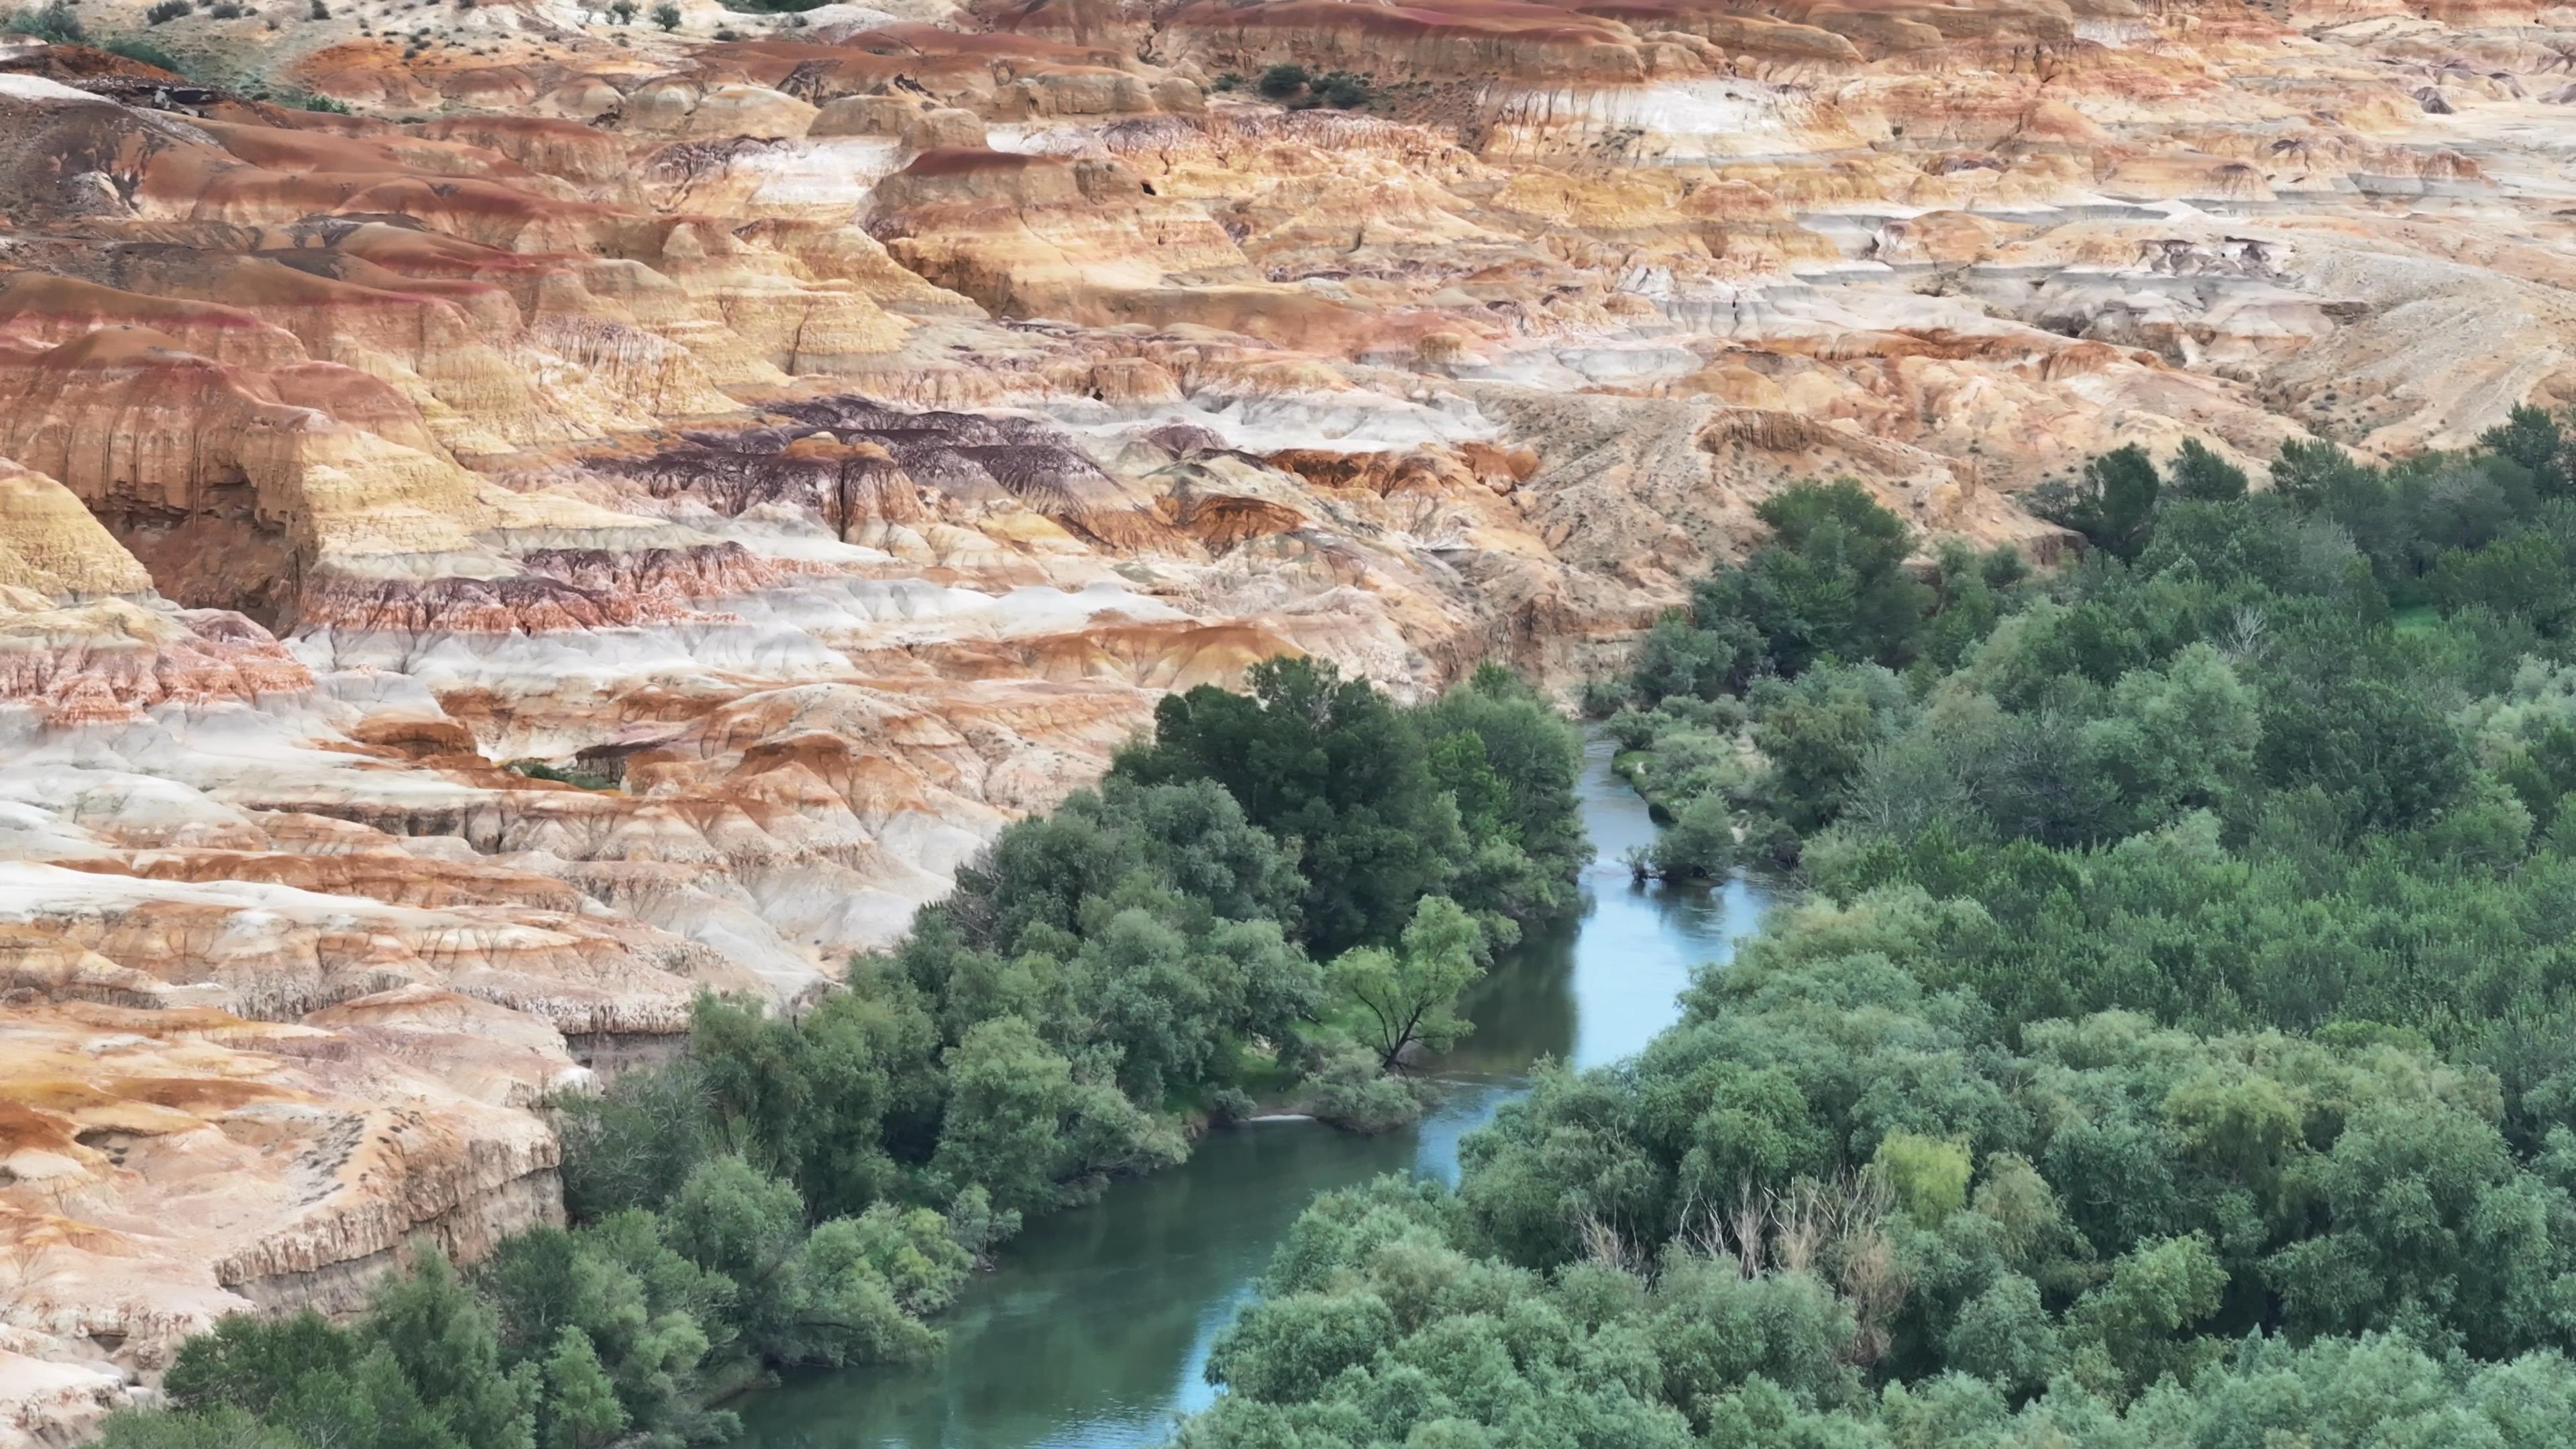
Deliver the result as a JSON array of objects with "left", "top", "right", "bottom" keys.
[{"left": 736, "top": 738, "right": 1774, "bottom": 1449}]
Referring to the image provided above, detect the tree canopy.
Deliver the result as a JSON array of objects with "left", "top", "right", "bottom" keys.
[{"left": 1181, "top": 419, "right": 2576, "bottom": 1449}]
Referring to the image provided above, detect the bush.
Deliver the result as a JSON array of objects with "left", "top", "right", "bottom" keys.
[
  {"left": 1578, "top": 678, "right": 1629, "bottom": 718},
  {"left": 1311, "top": 70, "right": 1371, "bottom": 107},
  {"left": 105, "top": 36, "right": 183, "bottom": 67},
  {"left": 1212, "top": 70, "right": 1241, "bottom": 91},
  {"left": 2, "top": 1, "right": 84, "bottom": 41},
  {"left": 308, "top": 0, "right": 327, "bottom": 14},
  {"left": 1256, "top": 62, "right": 1309, "bottom": 99},
  {"left": 650, "top": 0, "right": 677, "bottom": 25},
  {"left": 303, "top": 92, "right": 350, "bottom": 111},
  {"left": 1301, "top": 1044, "right": 1421, "bottom": 1133},
  {"left": 504, "top": 759, "right": 618, "bottom": 791},
  {"left": 607, "top": 0, "right": 634, "bottom": 20},
  {"left": 146, "top": 0, "right": 193, "bottom": 23},
  {"left": 206, "top": 1, "right": 248, "bottom": 17}
]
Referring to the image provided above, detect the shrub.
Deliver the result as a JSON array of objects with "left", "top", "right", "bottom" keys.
[
  {"left": 1312, "top": 70, "right": 1371, "bottom": 107},
  {"left": 607, "top": 0, "right": 634, "bottom": 21},
  {"left": 307, "top": 0, "right": 326, "bottom": 15},
  {"left": 1212, "top": 70, "right": 1240, "bottom": 91},
  {"left": 105, "top": 36, "right": 184, "bottom": 68},
  {"left": 1256, "top": 62, "right": 1308, "bottom": 99},
  {"left": 2, "top": 1, "right": 85, "bottom": 41},
  {"left": 302, "top": 92, "right": 350, "bottom": 111},
  {"left": 146, "top": 0, "right": 193, "bottom": 23},
  {"left": 650, "top": 0, "right": 677, "bottom": 26},
  {"left": 206, "top": 1, "right": 248, "bottom": 17}
]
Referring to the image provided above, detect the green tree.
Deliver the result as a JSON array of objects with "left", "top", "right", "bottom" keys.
[
  {"left": 1116, "top": 655, "right": 1464, "bottom": 954},
  {"left": 2035, "top": 444, "right": 2160, "bottom": 558},
  {"left": 2066, "top": 1234, "right": 2226, "bottom": 1395},
  {"left": 162, "top": 1312, "right": 358, "bottom": 1419},
  {"left": 2481, "top": 403, "right": 2567, "bottom": 494},
  {"left": 364, "top": 1249, "right": 538, "bottom": 1449},
  {"left": 1697, "top": 480, "right": 1932, "bottom": 676},
  {"left": 539, "top": 1328, "right": 626, "bottom": 1449},
  {"left": 1330, "top": 896, "right": 1484, "bottom": 1069},
  {"left": 1942, "top": 1273, "right": 2062, "bottom": 1401},
  {"left": 930, "top": 1016, "right": 1180, "bottom": 1214},
  {"left": 2167, "top": 438, "right": 2249, "bottom": 502},
  {"left": 1256, "top": 63, "right": 1309, "bottom": 98}
]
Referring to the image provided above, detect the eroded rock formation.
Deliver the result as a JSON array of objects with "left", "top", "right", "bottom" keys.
[{"left": 1, "top": 0, "right": 2573, "bottom": 1437}]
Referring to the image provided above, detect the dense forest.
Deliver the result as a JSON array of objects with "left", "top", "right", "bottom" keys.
[
  {"left": 97, "top": 663, "right": 1585, "bottom": 1449},
  {"left": 1170, "top": 412, "right": 2576, "bottom": 1448}
]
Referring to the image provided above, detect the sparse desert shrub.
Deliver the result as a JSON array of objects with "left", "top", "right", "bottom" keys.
[
  {"left": 2, "top": 1, "right": 85, "bottom": 42},
  {"left": 104, "top": 36, "right": 183, "bottom": 68},
  {"left": 146, "top": 0, "right": 193, "bottom": 24},
  {"left": 1256, "top": 62, "right": 1307, "bottom": 98},
  {"left": 650, "top": 0, "right": 677, "bottom": 26}
]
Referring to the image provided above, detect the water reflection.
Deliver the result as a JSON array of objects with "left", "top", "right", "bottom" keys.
[{"left": 737, "top": 737, "right": 1774, "bottom": 1449}]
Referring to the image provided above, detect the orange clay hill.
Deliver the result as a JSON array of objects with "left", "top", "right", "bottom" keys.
[{"left": 1, "top": 0, "right": 2574, "bottom": 1436}]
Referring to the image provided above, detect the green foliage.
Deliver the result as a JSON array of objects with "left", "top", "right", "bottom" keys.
[
  {"left": 1256, "top": 62, "right": 1309, "bottom": 98},
  {"left": 1115, "top": 656, "right": 1581, "bottom": 953},
  {"left": 1212, "top": 71, "right": 1242, "bottom": 91},
  {"left": 1307, "top": 70, "right": 1371, "bottom": 107},
  {"left": 539, "top": 1327, "right": 626, "bottom": 1449},
  {"left": 1697, "top": 478, "right": 1935, "bottom": 679},
  {"left": 1185, "top": 417, "right": 2576, "bottom": 1444},
  {"left": 651, "top": 0, "right": 678, "bottom": 25},
  {"left": 2033, "top": 444, "right": 2162, "bottom": 558},
  {"left": 930, "top": 1015, "right": 1184, "bottom": 1214},
  {"left": 95, "top": 1410, "right": 305, "bottom": 1449},
  {"left": 106, "top": 37, "right": 184, "bottom": 68},
  {"left": 2166, "top": 437, "right": 2249, "bottom": 503},
  {"left": 1328, "top": 896, "right": 1484, "bottom": 1069},
  {"left": 146, "top": 0, "right": 193, "bottom": 24},
  {"left": 3, "top": 1, "right": 83, "bottom": 40},
  {"left": 363, "top": 1250, "right": 539, "bottom": 1449},
  {"left": 1873, "top": 1132, "right": 1972, "bottom": 1228},
  {"left": 504, "top": 759, "right": 620, "bottom": 790}
]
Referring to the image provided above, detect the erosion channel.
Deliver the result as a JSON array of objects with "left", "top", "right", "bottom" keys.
[{"left": 736, "top": 734, "right": 1778, "bottom": 1449}]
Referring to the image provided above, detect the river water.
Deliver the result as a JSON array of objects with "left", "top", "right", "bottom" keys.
[{"left": 737, "top": 737, "right": 1775, "bottom": 1449}]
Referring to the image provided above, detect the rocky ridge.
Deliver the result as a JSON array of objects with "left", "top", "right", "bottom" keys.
[{"left": 0, "top": 0, "right": 2573, "bottom": 1439}]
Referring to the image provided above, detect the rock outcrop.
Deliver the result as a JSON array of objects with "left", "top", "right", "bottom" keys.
[{"left": 4, "top": 0, "right": 2576, "bottom": 1437}]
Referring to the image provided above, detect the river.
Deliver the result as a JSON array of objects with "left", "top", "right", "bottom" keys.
[{"left": 735, "top": 736, "right": 1776, "bottom": 1449}]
